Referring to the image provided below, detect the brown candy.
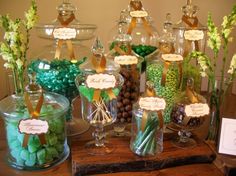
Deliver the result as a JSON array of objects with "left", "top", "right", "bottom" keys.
[{"left": 116, "top": 66, "right": 140, "bottom": 123}]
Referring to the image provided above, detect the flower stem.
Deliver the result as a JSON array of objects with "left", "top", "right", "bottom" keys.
[{"left": 220, "top": 41, "right": 228, "bottom": 104}]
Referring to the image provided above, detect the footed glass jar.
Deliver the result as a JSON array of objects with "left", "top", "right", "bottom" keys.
[
  {"left": 130, "top": 82, "right": 165, "bottom": 156},
  {"left": 75, "top": 38, "right": 124, "bottom": 155},
  {"left": 0, "top": 76, "right": 69, "bottom": 170},
  {"left": 170, "top": 79, "right": 209, "bottom": 148}
]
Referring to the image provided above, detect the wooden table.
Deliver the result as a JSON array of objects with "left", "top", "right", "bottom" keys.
[{"left": 0, "top": 117, "right": 224, "bottom": 176}]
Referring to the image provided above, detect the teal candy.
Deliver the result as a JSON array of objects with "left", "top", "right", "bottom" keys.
[
  {"left": 9, "top": 140, "right": 21, "bottom": 149},
  {"left": 25, "top": 153, "right": 36, "bottom": 166},
  {"left": 20, "top": 149, "right": 30, "bottom": 161},
  {"left": 17, "top": 133, "right": 24, "bottom": 144},
  {"left": 10, "top": 148, "right": 22, "bottom": 159},
  {"left": 28, "top": 144, "right": 38, "bottom": 153},
  {"left": 16, "top": 157, "right": 24, "bottom": 166}
]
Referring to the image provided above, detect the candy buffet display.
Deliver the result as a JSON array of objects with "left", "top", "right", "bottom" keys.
[
  {"left": 130, "top": 82, "right": 165, "bottom": 156},
  {"left": 0, "top": 75, "right": 69, "bottom": 170},
  {"left": 76, "top": 38, "right": 124, "bottom": 155},
  {"left": 170, "top": 79, "right": 209, "bottom": 148}
]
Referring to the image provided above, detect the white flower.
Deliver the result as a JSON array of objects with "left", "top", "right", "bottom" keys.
[
  {"left": 228, "top": 54, "right": 236, "bottom": 74},
  {"left": 200, "top": 71, "right": 207, "bottom": 77},
  {"left": 16, "top": 59, "right": 23, "bottom": 69},
  {"left": 3, "top": 63, "right": 14, "bottom": 69}
]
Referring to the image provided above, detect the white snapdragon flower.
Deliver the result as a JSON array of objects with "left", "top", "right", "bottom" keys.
[
  {"left": 24, "top": 1, "right": 37, "bottom": 29},
  {"left": 228, "top": 54, "right": 236, "bottom": 74},
  {"left": 3, "top": 63, "right": 14, "bottom": 69}
]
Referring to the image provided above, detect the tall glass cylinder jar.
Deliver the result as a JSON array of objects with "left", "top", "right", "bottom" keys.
[
  {"left": 0, "top": 76, "right": 69, "bottom": 170},
  {"left": 130, "top": 82, "right": 166, "bottom": 156},
  {"left": 147, "top": 54, "right": 183, "bottom": 124}
]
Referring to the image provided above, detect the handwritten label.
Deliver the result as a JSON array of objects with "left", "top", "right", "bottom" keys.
[
  {"left": 162, "top": 54, "right": 183, "bottom": 62},
  {"left": 53, "top": 28, "right": 76, "bottom": 40},
  {"left": 185, "top": 103, "right": 210, "bottom": 117},
  {"left": 184, "top": 30, "right": 204, "bottom": 41},
  {"left": 130, "top": 10, "right": 148, "bottom": 18},
  {"left": 86, "top": 74, "right": 116, "bottom": 89},
  {"left": 219, "top": 118, "right": 236, "bottom": 156},
  {"left": 18, "top": 119, "right": 49, "bottom": 135},
  {"left": 139, "top": 97, "right": 166, "bottom": 111},
  {"left": 114, "top": 55, "right": 138, "bottom": 65}
]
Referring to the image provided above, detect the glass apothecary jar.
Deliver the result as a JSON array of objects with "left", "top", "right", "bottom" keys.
[
  {"left": 173, "top": 0, "right": 205, "bottom": 92},
  {"left": 147, "top": 53, "right": 183, "bottom": 124},
  {"left": 75, "top": 38, "right": 124, "bottom": 155},
  {"left": 0, "top": 76, "right": 69, "bottom": 170},
  {"left": 130, "top": 82, "right": 165, "bottom": 156},
  {"left": 170, "top": 79, "right": 209, "bottom": 148},
  {"left": 108, "top": 22, "right": 143, "bottom": 136}
]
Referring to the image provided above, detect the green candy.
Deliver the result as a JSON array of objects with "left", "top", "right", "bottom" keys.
[
  {"left": 20, "top": 149, "right": 30, "bottom": 161},
  {"left": 48, "top": 134, "right": 58, "bottom": 146},
  {"left": 46, "top": 147, "right": 59, "bottom": 158},
  {"left": 37, "top": 149, "right": 46, "bottom": 161}
]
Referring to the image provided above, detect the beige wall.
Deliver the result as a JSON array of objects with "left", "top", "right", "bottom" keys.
[{"left": 0, "top": 0, "right": 236, "bottom": 99}]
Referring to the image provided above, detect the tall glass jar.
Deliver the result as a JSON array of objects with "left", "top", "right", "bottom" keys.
[
  {"left": 147, "top": 15, "right": 183, "bottom": 124},
  {"left": 124, "top": 0, "right": 159, "bottom": 92},
  {"left": 75, "top": 38, "right": 124, "bottom": 155},
  {"left": 173, "top": 0, "right": 206, "bottom": 92},
  {"left": 130, "top": 82, "right": 165, "bottom": 156},
  {"left": 108, "top": 22, "right": 143, "bottom": 136},
  {"left": 0, "top": 75, "right": 69, "bottom": 170}
]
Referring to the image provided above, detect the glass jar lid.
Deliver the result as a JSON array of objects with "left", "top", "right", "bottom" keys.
[{"left": 36, "top": 0, "right": 97, "bottom": 41}]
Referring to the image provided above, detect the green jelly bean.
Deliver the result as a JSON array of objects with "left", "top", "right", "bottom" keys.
[{"left": 37, "top": 148, "right": 46, "bottom": 161}]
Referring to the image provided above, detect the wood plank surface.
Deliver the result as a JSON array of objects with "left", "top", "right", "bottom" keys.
[{"left": 72, "top": 134, "right": 216, "bottom": 176}]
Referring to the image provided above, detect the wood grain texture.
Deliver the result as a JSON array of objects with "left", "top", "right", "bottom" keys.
[{"left": 72, "top": 136, "right": 216, "bottom": 176}]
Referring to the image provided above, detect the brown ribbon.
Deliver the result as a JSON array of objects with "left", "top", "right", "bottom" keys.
[
  {"left": 127, "top": 1, "right": 153, "bottom": 36},
  {"left": 90, "top": 55, "right": 116, "bottom": 102},
  {"left": 141, "top": 86, "right": 164, "bottom": 132},
  {"left": 22, "top": 92, "right": 46, "bottom": 148},
  {"left": 54, "top": 13, "right": 76, "bottom": 61},
  {"left": 182, "top": 15, "right": 199, "bottom": 57}
]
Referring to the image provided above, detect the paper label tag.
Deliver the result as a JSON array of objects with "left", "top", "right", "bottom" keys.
[
  {"left": 219, "top": 118, "right": 236, "bottom": 156},
  {"left": 18, "top": 119, "right": 49, "bottom": 135},
  {"left": 114, "top": 55, "right": 138, "bottom": 65},
  {"left": 184, "top": 30, "right": 204, "bottom": 41},
  {"left": 162, "top": 54, "right": 183, "bottom": 62},
  {"left": 130, "top": 10, "right": 148, "bottom": 18},
  {"left": 185, "top": 103, "right": 210, "bottom": 117},
  {"left": 53, "top": 28, "right": 77, "bottom": 40},
  {"left": 139, "top": 97, "right": 166, "bottom": 111},
  {"left": 86, "top": 74, "right": 116, "bottom": 89}
]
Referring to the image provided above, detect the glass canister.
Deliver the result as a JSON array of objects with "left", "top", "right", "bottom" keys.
[
  {"left": 0, "top": 75, "right": 69, "bottom": 170},
  {"left": 108, "top": 23, "right": 143, "bottom": 135},
  {"left": 125, "top": 0, "right": 159, "bottom": 92},
  {"left": 147, "top": 16, "right": 183, "bottom": 124},
  {"left": 75, "top": 38, "right": 124, "bottom": 155},
  {"left": 173, "top": 0, "right": 206, "bottom": 91},
  {"left": 130, "top": 82, "right": 166, "bottom": 156}
]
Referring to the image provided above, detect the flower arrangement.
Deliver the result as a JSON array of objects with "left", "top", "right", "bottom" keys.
[
  {"left": 187, "top": 5, "right": 236, "bottom": 142},
  {"left": 0, "top": 0, "right": 38, "bottom": 95}
]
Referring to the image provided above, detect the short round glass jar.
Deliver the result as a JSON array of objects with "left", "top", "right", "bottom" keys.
[{"left": 0, "top": 79, "right": 69, "bottom": 170}]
